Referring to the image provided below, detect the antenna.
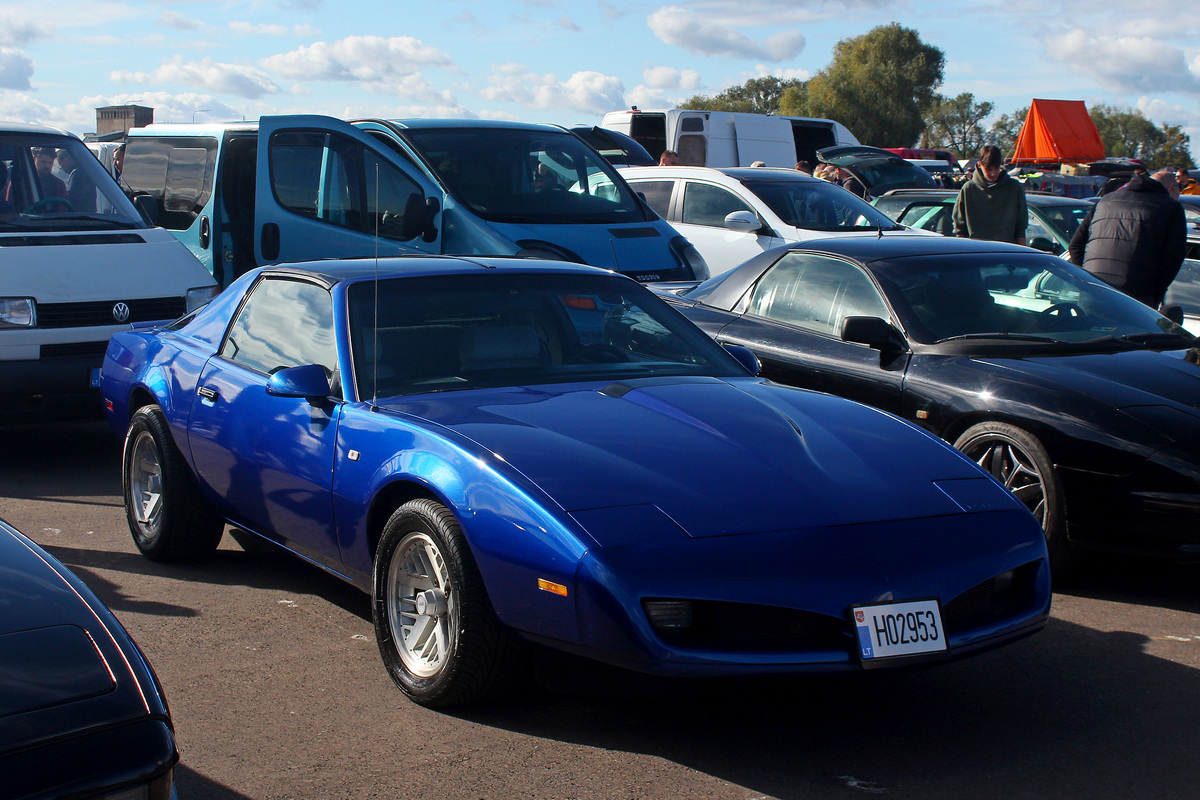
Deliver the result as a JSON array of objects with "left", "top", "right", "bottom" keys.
[{"left": 371, "top": 160, "right": 380, "bottom": 410}]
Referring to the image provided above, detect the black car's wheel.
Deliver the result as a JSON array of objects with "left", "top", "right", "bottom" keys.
[
  {"left": 373, "top": 499, "right": 527, "bottom": 707},
  {"left": 123, "top": 405, "right": 224, "bottom": 561},
  {"left": 954, "top": 422, "right": 1071, "bottom": 571}
]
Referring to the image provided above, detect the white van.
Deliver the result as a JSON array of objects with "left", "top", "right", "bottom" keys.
[
  {"left": 1, "top": 122, "right": 218, "bottom": 421},
  {"left": 599, "top": 108, "right": 859, "bottom": 169}
]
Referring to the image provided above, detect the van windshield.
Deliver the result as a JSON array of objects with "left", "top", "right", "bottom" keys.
[
  {"left": 402, "top": 127, "right": 651, "bottom": 225},
  {"left": 0, "top": 133, "right": 147, "bottom": 231}
]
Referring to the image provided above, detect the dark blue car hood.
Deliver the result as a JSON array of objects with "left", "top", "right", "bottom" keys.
[
  {"left": 387, "top": 377, "right": 1013, "bottom": 538},
  {"left": 981, "top": 347, "right": 1200, "bottom": 413}
]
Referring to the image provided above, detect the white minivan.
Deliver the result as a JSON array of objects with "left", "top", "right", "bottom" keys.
[{"left": 1, "top": 122, "right": 218, "bottom": 421}]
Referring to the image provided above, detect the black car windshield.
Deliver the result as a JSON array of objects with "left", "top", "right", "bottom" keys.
[
  {"left": 743, "top": 179, "right": 903, "bottom": 232},
  {"left": 0, "top": 133, "right": 146, "bottom": 230},
  {"left": 347, "top": 272, "right": 745, "bottom": 398},
  {"left": 870, "top": 252, "right": 1195, "bottom": 346},
  {"left": 401, "top": 128, "right": 649, "bottom": 225}
]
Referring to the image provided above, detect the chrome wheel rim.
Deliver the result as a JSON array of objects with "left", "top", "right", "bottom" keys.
[
  {"left": 129, "top": 431, "right": 164, "bottom": 534},
  {"left": 962, "top": 436, "right": 1047, "bottom": 528},
  {"left": 386, "top": 532, "right": 455, "bottom": 678}
]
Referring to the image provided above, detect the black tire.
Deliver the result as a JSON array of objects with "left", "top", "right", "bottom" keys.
[
  {"left": 373, "top": 498, "right": 527, "bottom": 708},
  {"left": 123, "top": 405, "right": 224, "bottom": 561},
  {"left": 953, "top": 421, "right": 1072, "bottom": 572}
]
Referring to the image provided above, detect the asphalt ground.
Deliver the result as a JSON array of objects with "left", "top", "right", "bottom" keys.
[{"left": 3, "top": 420, "right": 1200, "bottom": 800}]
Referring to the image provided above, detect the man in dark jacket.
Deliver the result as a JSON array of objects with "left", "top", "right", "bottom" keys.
[
  {"left": 1068, "top": 170, "right": 1186, "bottom": 308},
  {"left": 953, "top": 145, "right": 1027, "bottom": 244}
]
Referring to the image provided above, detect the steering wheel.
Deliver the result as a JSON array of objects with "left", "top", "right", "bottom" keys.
[
  {"left": 572, "top": 343, "right": 628, "bottom": 363},
  {"left": 1041, "top": 302, "right": 1082, "bottom": 317},
  {"left": 26, "top": 196, "right": 73, "bottom": 214}
]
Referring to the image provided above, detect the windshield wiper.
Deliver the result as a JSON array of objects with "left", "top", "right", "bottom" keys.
[
  {"left": 1113, "top": 332, "right": 1195, "bottom": 348},
  {"left": 0, "top": 219, "right": 39, "bottom": 230},
  {"left": 938, "top": 332, "right": 1063, "bottom": 343}
]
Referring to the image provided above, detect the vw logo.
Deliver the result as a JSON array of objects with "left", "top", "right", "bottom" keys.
[{"left": 112, "top": 302, "right": 131, "bottom": 323}]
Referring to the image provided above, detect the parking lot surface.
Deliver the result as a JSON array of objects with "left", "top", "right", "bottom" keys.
[{"left": 4, "top": 420, "right": 1199, "bottom": 800}]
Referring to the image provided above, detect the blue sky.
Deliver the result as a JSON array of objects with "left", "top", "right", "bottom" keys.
[{"left": 1, "top": 0, "right": 1197, "bottom": 158}]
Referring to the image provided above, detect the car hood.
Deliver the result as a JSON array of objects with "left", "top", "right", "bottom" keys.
[
  {"left": 983, "top": 346, "right": 1200, "bottom": 414},
  {"left": 0, "top": 523, "right": 154, "bottom": 752},
  {"left": 388, "top": 377, "right": 1014, "bottom": 538}
]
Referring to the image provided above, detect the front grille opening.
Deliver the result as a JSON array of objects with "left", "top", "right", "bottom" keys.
[
  {"left": 643, "top": 598, "right": 846, "bottom": 652},
  {"left": 941, "top": 560, "right": 1043, "bottom": 635}
]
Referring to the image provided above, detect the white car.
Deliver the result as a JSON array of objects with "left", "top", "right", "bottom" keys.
[{"left": 620, "top": 166, "right": 932, "bottom": 276}]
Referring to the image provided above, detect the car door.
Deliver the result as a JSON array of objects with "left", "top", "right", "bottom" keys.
[
  {"left": 712, "top": 251, "right": 908, "bottom": 408},
  {"left": 187, "top": 274, "right": 345, "bottom": 566},
  {"left": 255, "top": 115, "right": 441, "bottom": 266},
  {"left": 673, "top": 179, "right": 784, "bottom": 273}
]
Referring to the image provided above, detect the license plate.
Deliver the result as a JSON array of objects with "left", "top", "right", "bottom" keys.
[
  {"left": 852, "top": 599, "right": 946, "bottom": 661},
  {"left": 90, "top": 368, "right": 101, "bottom": 388}
]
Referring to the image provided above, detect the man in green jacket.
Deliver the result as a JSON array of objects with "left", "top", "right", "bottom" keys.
[{"left": 952, "top": 145, "right": 1027, "bottom": 245}]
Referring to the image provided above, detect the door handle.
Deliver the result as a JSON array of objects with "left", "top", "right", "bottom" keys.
[
  {"left": 199, "top": 215, "right": 211, "bottom": 250},
  {"left": 198, "top": 386, "right": 219, "bottom": 402}
]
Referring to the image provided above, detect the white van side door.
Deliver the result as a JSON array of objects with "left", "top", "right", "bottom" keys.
[{"left": 254, "top": 115, "right": 442, "bottom": 265}]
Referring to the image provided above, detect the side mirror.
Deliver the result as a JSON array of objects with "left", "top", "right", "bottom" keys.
[
  {"left": 724, "top": 210, "right": 762, "bottom": 234},
  {"left": 1029, "top": 236, "right": 1061, "bottom": 254},
  {"left": 723, "top": 343, "right": 761, "bottom": 376},
  {"left": 841, "top": 316, "right": 906, "bottom": 352},
  {"left": 422, "top": 197, "right": 440, "bottom": 243},
  {"left": 1162, "top": 304, "right": 1185, "bottom": 325},
  {"left": 267, "top": 364, "right": 332, "bottom": 404}
]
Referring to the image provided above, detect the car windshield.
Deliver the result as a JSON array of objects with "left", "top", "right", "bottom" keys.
[
  {"left": 1032, "top": 200, "right": 1091, "bottom": 242},
  {"left": 826, "top": 157, "right": 937, "bottom": 192},
  {"left": 870, "top": 252, "right": 1194, "bottom": 346},
  {"left": 0, "top": 132, "right": 146, "bottom": 230},
  {"left": 401, "top": 127, "right": 649, "bottom": 225},
  {"left": 743, "top": 179, "right": 904, "bottom": 231},
  {"left": 347, "top": 272, "right": 744, "bottom": 398}
]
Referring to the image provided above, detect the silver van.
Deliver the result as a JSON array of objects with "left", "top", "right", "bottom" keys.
[{"left": 1, "top": 122, "right": 217, "bottom": 421}]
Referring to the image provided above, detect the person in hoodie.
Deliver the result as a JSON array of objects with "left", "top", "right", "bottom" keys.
[
  {"left": 1067, "top": 169, "right": 1186, "bottom": 309},
  {"left": 952, "top": 144, "right": 1027, "bottom": 245}
]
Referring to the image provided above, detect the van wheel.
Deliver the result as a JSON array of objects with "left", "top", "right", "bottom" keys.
[
  {"left": 954, "top": 422, "right": 1071, "bottom": 572},
  {"left": 123, "top": 405, "right": 224, "bottom": 561}
]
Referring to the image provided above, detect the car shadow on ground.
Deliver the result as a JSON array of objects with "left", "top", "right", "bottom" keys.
[
  {"left": 454, "top": 613, "right": 1199, "bottom": 799},
  {"left": 174, "top": 764, "right": 258, "bottom": 800},
  {"left": 0, "top": 420, "right": 121, "bottom": 502},
  {"left": 1054, "top": 551, "right": 1200, "bottom": 614}
]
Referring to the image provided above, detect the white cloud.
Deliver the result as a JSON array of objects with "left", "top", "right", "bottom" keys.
[
  {"left": 647, "top": 6, "right": 804, "bottom": 60},
  {"left": 556, "top": 16, "right": 581, "bottom": 32},
  {"left": 0, "top": 48, "right": 35, "bottom": 91},
  {"left": 1051, "top": 29, "right": 1200, "bottom": 96},
  {"left": 480, "top": 64, "right": 626, "bottom": 114},
  {"left": 110, "top": 57, "right": 280, "bottom": 100},
  {"left": 157, "top": 11, "right": 202, "bottom": 31},
  {"left": 230, "top": 21, "right": 289, "bottom": 36},
  {"left": 641, "top": 65, "right": 701, "bottom": 91},
  {"left": 0, "top": 20, "right": 52, "bottom": 48},
  {"left": 259, "top": 36, "right": 456, "bottom": 98}
]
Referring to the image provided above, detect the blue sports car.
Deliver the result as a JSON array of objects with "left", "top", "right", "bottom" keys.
[{"left": 100, "top": 256, "right": 1050, "bottom": 707}]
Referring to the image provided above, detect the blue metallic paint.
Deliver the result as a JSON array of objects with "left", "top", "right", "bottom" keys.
[{"left": 100, "top": 256, "right": 1051, "bottom": 679}]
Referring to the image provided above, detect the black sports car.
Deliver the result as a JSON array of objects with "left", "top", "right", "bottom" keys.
[
  {"left": 0, "top": 517, "right": 178, "bottom": 798},
  {"left": 656, "top": 236, "right": 1200, "bottom": 570}
]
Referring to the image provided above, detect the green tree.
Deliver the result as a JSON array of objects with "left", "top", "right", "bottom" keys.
[
  {"left": 781, "top": 23, "right": 944, "bottom": 147},
  {"left": 1090, "top": 104, "right": 1194, "bottom": 168},
  {"left": 920, "top": 92, "right": 994, "bottom": 158},
  {"left": 680, "top": 76, "right": 804, "bottom": 115},
  {"left": 988, "top": 106, "right": 1028, "bottom": 158}
]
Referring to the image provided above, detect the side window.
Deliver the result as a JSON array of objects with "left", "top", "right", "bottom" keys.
[
  {"left": 269, "top": 131, "right": 424, "bottom": 242},
  {"left": 748, "top": 253, "right": 887, "bottom": 336},
  {"left": 681, "top": 182, "right": 753, "bottom": 228},
  {"left": 629, "top": 179, "right": 673, "bottom": 218},
  {"left": 220, "top": 278, "right": 337, "bottom": 379},
  {"left": 123, "top": 136, "right": 218, "bottom": 231},
  {"left": 1025, "top": 214, "right": 1056, "bottom": 249}
]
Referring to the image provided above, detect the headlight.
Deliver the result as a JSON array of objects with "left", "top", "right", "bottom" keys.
[
  {"left": 186, "top": 286, "right": 219, "bottom": 312},
  {"left": 0, "top": 298, "right": 36, "bottom": 328}
]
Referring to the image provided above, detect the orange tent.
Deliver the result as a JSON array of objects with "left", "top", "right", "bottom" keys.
[{"left": 1009, "top": 99, "right": 1106, "bottom": 165}]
